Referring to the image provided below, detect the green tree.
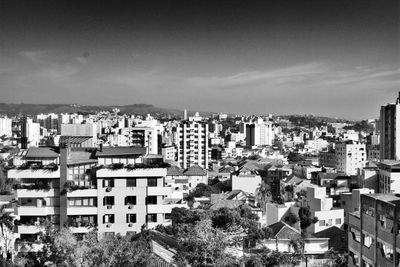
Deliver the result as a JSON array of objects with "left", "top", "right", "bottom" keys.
[{"left": 298, "top": 207, "right": 318, "bottom": 234}]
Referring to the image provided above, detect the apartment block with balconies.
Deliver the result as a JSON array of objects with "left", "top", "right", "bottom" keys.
[
  {"left": 95, "top": 147, "right": 187, "bottom": 236},
  {"left": 8, "top": 147, "right": 61, "bottom": 244},
  {"left": 348, "top": 194, "right": 400, "bottom": 267}
]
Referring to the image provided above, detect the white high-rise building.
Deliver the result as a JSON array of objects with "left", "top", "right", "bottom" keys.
[
  {"left": 0, "top": 116, "right": 12, "bottom": 137},
  {"left": 335, "top": 141, "right": 366, "bottom": 175},
  {"left": 245, "top": 118, "right": 274, "bottom": 146},
  {"left": 175, "top": 113, "right": 209, "bottom": 169}
]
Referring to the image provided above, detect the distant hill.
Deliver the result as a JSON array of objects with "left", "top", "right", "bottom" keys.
[{"left": 0, "top": 103, "right": 185, "bottom": 117}]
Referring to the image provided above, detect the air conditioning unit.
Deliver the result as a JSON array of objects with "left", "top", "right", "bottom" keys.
[
  {"left": 128, "top": 205, "right": 134, "bottom": 209},
  {"left": 107, "top": 205, "right": 112, "bottom": 209},
  {"left": 106, "top": 187, "right": 112, "bottom": 192},
  {"left": 106, "top": 223, "right": 112, "bottom": 228},
  {"left": 128, "top": 223, "right": 133, "bottom": 227}
]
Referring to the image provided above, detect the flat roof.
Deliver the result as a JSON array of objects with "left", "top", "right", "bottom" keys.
[
  {"left": 26, "top": 147, "right": 59, "bottom": 158},
  {"left": 96, "top": 147, "right": 146, "bottom": 157}
]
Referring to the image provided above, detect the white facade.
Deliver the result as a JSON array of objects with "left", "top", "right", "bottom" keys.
[
  {"left": 231, "top": 174, "right": 261, "bottom": 195},
  {"left": 335, "top": 141, "right": 366, "bottom": 175},
  {"left": 61, "top": 123, "right": 97, "bottom": 146},
  {"left": 0, "top": 117, "right": 12, "bottom": 137},
  {"left": 175, "top": 120, "right": 209, "bottom": 169},
  {"left": 302, "top": 187, "right": 344, "bottom": 234}
]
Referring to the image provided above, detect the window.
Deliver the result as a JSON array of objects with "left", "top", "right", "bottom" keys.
[
  {"left": 319, "top": 220, "right": 325, "bottom": 227},
  {"left": 363, "top": 234, "right": 373, "bottom": 248},
  {"left": 146, "top": 214, "right": 157, "bottom": 223},
  {"left": 335, "top": 218, "right": 342, "bottom": 225},
  {"left": 126, "top": 178, "right": 136, "bottom": 187},
  {"left": 126, "top": 214, "right": 136, "bottom": 223},
  {"left": 147, "top": 196, "right": 157, "bottom": 205},
  {"left": 350, "top": 228, "right": 361, "bottom": 242},
  {"left": 327, "top": 219, "right": 332, "bottom": 226},
  {"left": 125, "top": 196, "right": 136, "bottom": 205},
  {"left": 103, "top": 196, "right": 115, "bottom": 206},
  {"left": 103, "top": 214, "right": 115, "bottom": 224},
  {"left": 103, "top": 179, "right": 114, "bottom": 188},
  {"left": 148, "top": 178, "right": 157, "bottom": 187},
  {"left": 68, "top": 198, "right": 96, "bottom": 207}
]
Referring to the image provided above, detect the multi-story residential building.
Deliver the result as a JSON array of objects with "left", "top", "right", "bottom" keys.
[
  {"left": 340, "top": 188, "right": 375, "bottom": 227},
  {"left": 0, "top": 116, "right": 12, "bottom": 137},
  {"left": 10, "top": 144, "right": 186, "bottom": 248},
  {"left": 174, "top": 115, "right": 209, "bottom": 169},
  {"left": 165, "top": 165, "right": 208, "bottom": 198},
  {"left": 21, "top": 117, "right": 41, "bottom": 148},
  {"left": 130, "top": 126, "right": 160, "bottom": 154},
  {"left": 367, "top": 145, "right": 380, "bottom": 162},
  {"left": 335, "top": 141, "right": 366, "bottom": 175},
  {"left": 348, "top": 194, "right": 400, "bottom": 267},
  {"left": 378, "top": 160, "right": 400, "bottom": 194},
  {"left": 61, "top": 123, "right": 97, "bottom": 146},
  {"left": 245, "top": 118, "right": 274, "bottom": 147},
  {"left": 301, "top": 187, "right": 344, "bottom": 234},
  {"left": 380, "top": 92, "right": 400, "bottom": 161}
]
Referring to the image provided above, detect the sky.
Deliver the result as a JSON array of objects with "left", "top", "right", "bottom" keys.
[{"left": 0, "top": 0, "right": 399, "bottom": 119}]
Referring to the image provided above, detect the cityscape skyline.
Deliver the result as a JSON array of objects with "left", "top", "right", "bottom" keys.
[{"left": 0, "top": 0, "right": 399, "bottom": 119}]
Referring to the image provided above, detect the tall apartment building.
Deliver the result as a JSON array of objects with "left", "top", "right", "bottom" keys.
[
  {"left": 0, "top": 116, "right": 12, "bottom": 137},
  {"left": 21, "top": 118, "right": 41, "bottom": 148},
  {"left": 348, "top": 194, "right": 400, "bottom": 267},
  {"left": 175, "top": 115, "right": 209, "bottom": 169},
  {"left": 9, "top": 144, "right": 186, "bottom": 250},
  {"left": 378, "top": 160, "right": 400, "bottom": 194},
  {"left": 245, "top": 119, "right": 274, "bottom": 146},
  {"left": 380, "top": 92, "right": 400, "bottom": 160},
  {"left": 130, "top": 127, "right": 159, "bottom": 154},
  {"left": 61, "top": 123, "right": 97, "bottom": 147},
  {"left": 335, "top": 141, "right": 366, "bottom": 175}
]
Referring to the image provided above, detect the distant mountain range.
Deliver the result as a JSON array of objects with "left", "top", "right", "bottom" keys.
[{"left": 0, "top": 103, "right": 187, "bottom": 117}]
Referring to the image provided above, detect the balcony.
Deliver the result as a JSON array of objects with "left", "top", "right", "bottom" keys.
[
  {"left": 17, "top": 241, "right": 44, "bottom": 253},
  {"left": 16, "top": 188, "right": 59, "bottom": 198},
  {"left": 66, "top": 207, "right": 97, "bottom": 216},
  {"left": 97, "top": 167, "right": 167, "bottom": 178},
  {"left": 17, "top": 206, "right": 60, "bottom": 216},
  {"left": 66, "top": 189, "right": 97, "bottom": 198},
  {"left": 17, "top": 225, "right": 44, "bottom": 235},
  {"left": 8, "top": 169, "right": 60, "bottom": 179}
]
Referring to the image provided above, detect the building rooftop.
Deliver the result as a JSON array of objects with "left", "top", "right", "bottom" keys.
[
  {"left": 96, "top": 147, "right": 146, "bottom": 157},
  {"left": 313, "top": 226, "right": 347, "bottom": 253},
  {"left": 183, "top": 165, "right": 207, "bottom": 176},
  {"left": 363, "top": 193, "right": 400, "bottom": 203},
  {"left": 25, "top": 147, "right": 59, "bottom": 158},
  {"left": 268, "top": 221, "right": 301, "bottom": 239},
  {"left": 379, "top": 160, "right": 400, "bottom": 167},
  {"left": 167, "top": 166, "right": 184, "bottom": 176}
]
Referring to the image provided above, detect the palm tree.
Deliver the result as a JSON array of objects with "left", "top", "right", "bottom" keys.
[{"left": 0, "top": 205, "right": 14, "bottom": 259}]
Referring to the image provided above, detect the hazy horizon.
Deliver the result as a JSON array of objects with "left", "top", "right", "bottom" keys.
[{"left": 1, "top": 0, "right": 399, "bottom": 119}]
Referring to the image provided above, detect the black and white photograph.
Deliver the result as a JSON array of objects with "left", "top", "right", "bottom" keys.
[{"left": 0, "top": 0, "right": 399, "bottom": 266}]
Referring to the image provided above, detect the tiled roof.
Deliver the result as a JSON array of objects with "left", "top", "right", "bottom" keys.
[
  {"left": 96, "top": 147, "right": 146, "bottom": 157},
  {"left": 313, "top": 226, "right": 347, "bottom": 252},
  {"left": 269, "top": 221, "right": 301, "bottom": 239},
  {"left": 26, "top": 147, "right": 59, "bottom": 158},
  {"left": 183, "top": 165, "right": 206, "bottom": 176},
  {"left": 167, "top": 166, "right": 183, "bottom": 176},
  {"left": 59, "top": 136, "right": 92, "bottom": 145}
]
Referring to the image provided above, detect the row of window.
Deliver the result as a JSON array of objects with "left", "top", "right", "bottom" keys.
[
  {"left": 103, "top": 213, "right": 157, "bottom": 223},
  {"left": 102, "top": 178, "right": 158, "bottom": 188},
  {"left": 103, "top": 196, "right": 158, "bottom": 205},
  {"left": 318, "top": 218, "right": 341, "bottom": 227}
]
